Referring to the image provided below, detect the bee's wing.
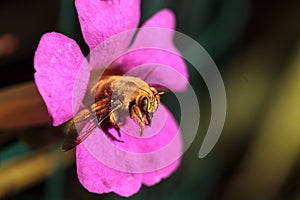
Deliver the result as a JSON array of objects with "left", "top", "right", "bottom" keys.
[
  {"left": 61, "top": 100, "right": 123, "bottom": 151},
  {"left": 61, "top": 114, "right": 97, "bottom": 152}
]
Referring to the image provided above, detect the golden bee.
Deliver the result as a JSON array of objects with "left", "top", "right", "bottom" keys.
[{"left": 62, "top": 75, "right": 164, "bottom": 151}]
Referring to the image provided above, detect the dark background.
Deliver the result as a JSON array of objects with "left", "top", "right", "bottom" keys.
[{"left": 0, "top": 0, "right": 300, "bottom": 199}]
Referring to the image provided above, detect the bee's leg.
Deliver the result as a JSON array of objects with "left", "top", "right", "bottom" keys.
[
  {"left": 100, "top": 121, "right": 123, "bottom": 143},
  {"left": 103, "top": 129, "right": 123, "bottom": 143},
  {"left": 109, "top": 112, "right": 121, "bottom": 137},
  {"left": 140, "top": 124, "right": 145, "bottom": 136},
  {"left": 130, "top": 104, "right": 145, "bottom": 136}
]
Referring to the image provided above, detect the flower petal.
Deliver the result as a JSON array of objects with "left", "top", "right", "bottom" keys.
[
  {"left": 75, "top": 0, "right": 141, "bottom": 50},
  {"left": 34, "top": 32, "right": 89, "bottom": 126},
  {"left": 76, "top": 104, "right": 182, "bottom": 196},
  {"left": 112, "top": 9, "right": 189, "bottom": 92}
]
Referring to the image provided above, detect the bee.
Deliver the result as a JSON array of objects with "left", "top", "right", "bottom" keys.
[{"left": 62, "top": 75, "right": 164, "bottom": 151}]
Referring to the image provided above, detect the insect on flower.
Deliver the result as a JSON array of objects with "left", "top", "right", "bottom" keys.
[
  {"left": 62, "top": 74, "right": 165, "bottom": 151},
  {"left": 34, "top": 0, "right": 188, "bottom": 194}
]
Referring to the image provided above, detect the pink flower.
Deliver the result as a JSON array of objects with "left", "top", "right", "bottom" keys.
[{"left": 34, "top": 0, "right": 188, "bottom": 197}]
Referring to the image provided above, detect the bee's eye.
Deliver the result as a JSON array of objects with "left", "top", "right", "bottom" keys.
[{"left": 141, "top": 97, "right": 148, "bottom": 111}]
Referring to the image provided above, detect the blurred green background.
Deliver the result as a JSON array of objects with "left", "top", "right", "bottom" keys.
[{"left": 0, "top": 0, "right": 300, "bottom": 199}]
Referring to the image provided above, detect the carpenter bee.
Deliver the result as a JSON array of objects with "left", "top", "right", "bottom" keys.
[{"left": 62, "top": 75, "right": 164, "bottom": 151}]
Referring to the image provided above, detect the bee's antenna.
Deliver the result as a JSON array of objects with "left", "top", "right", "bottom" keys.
[{"left": 143, "top": 65, "right": 159, "bottom": 82}]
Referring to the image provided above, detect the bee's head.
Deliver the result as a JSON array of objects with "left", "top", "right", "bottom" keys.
[{"left": 138, "top": 87, "right": 161, "bottom": 126}]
